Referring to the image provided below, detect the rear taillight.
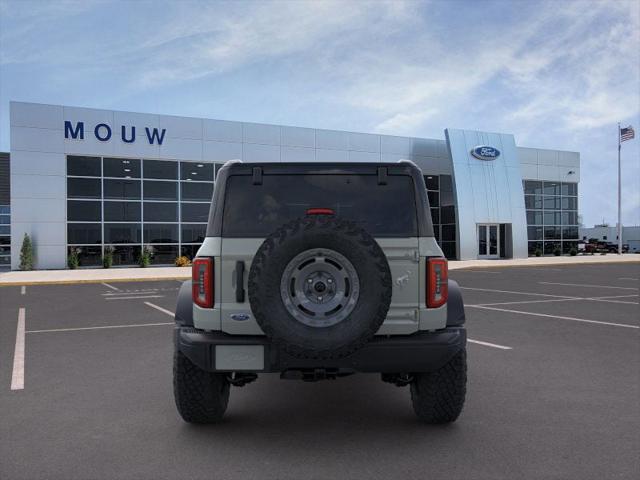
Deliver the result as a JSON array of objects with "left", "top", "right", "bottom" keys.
[
  {"left": 427, "top": 257, "right": 448, "bottom": 308},
  {"left": 192, "top": 257, "right": 214, "bottom": 308}
]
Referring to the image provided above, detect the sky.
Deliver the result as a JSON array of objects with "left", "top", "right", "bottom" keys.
[{"left": 0, "top": 0, "right": 638, "bottom": 226}]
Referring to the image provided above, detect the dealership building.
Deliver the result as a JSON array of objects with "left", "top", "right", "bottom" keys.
[{"left": 1, "top": 101, "right": 581, "bottom": 270}]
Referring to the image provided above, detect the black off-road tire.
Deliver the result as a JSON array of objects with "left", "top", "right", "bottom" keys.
[
  {"left": 248, "top": 215, "right": 392, "bottom": 360},
  {"left": 173, "top": 350, "right": 230, "bottom": 424},
  {"left": 410, "top": 348, "right": 467, "bottom": 424}
]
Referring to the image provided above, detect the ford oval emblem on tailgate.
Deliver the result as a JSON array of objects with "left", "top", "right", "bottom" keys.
[{"left": 230, "top": 313, "right": 251, "bottom": 321}]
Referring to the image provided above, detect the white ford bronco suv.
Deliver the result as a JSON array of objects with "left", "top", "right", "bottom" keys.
[{"left": 173, "top": 161, "right": 467, "bottom": 424}]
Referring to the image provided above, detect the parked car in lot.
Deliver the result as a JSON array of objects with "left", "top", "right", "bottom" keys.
[{"left": 173, "top": 161, "right": 467, "bottom": 424}]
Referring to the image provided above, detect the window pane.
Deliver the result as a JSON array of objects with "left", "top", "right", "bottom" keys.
[
  {"left": 182, "top": 224, "right": 207, "bottom": 243},
  {"left": 104, "top": 223, "right": 141, "bottom": 244},
  {"left": 0, "top": 237, "right": 9, "bottom": 245},
  {"left": 543, "top": 196, "right": 561, "bottom": 210},
  {"left": 0, "top": 226, "right": 9, "bottom": 235},
  {"left": 544, "top": 212, "right": 561, "bottom": 225},
  {"left": 430, "top": 208, "right": 440, "bottom": 225},
  {"left": 543, "top": 181, "right": 560, "bottom": 195},
  {"left": 424, "top": 175, "right": 439, "bottom": 191},
  {"left": 528, "top": 241, "right": 543, "bottom": 255},
  {"left": 144, "top": 224, "right": 178, "bottom": 243},
  {"left": 525, "top": 195, "right": 542, "bottom": 209},
  {"left": 68, "top": 246, "right": 101, "bottom": 267},
  {"left": 561, "top": 182, "right": 577, "bottom": 196},
  {"left": 526, "top": 210, "right": 543, "bottom": 225},
  {"left": 561, "top": 211, "right": 578, "bottom": 225},
  {"left": 544, "top": 241, "right": 561, "bottom": 254},
  {"left": 68, "top": 223, "right": 101, "bottom": 244},
  {"left": 427, "top": 190, "right": 439, "bottom": 207},
  {"left": 112, "top": 245, "right": 141, "bottom": 266},
  {"left": 441, "top": 241, "right": 456, "bottom": 260},
  {"left": 440, "top": 175, "right": 453, "bottom": 192},
  {"left": 143, "top": 160, "right": 178, "bottom": 180},
  {"left": 68, "top": 178, "right": 101, "bottom": 199},
  {"left": 67, "top": 201, "right": 101, "bottom": 221},
  {"left": 527, "top": 226, "right": 543, "bottom": 240},
  {"left": 562, "top": 226, "right": 579, "bottom": 239},
  {"left": 104, "top": 201, "right": 141, "bottom": 222},
  {"left": 148, "top": 245, "right": 179, "bottom": 264},
  {"left": 182, "top": 203, "right": 211, "bottom": 223},
  {"left": 544, "top": 226, "right": 561, "bottom": 240},
  {"left": 104, "top": 158, "right": 140, "bottom": 178},
  {"left": 563, "top": 241, "right": 578, "bottom": 254},
  {"left": 561, "top": 197, "right": 577, "bottom": 210},
  {"left": 441, "top": 205, "right": 456, "bottom": 224},
  {"left": 181, "top": 244, "right": 201, "bottom": 260},
  {"left": 524, "top": 180, "right": 543, "bottom": 195},
  {"left": 67, "top": 156, "right": 101, "bottom": 176},
  {"left": 104, "top": 179, "right": 141, "bottom": 199},
  {"left": 181, "top": 182, "right": 213, "bottom": 201},
  {"left": 181, "top": 162, "right": 214, "bottom": 181},
  {"left": 0, "top": 214, "right": 11, "bottom": 225},
  {"left": 442, "top": 224, "right": 456, "bottom": 241},
  {"left": 0, "top": 206, "right": 9, "bottom": 214},
  {"left": 143, "top": 180, "right": 177, "bottom": 201},
  {"left": 144, "top": 202, "right": 178, "bottom": 222},
  {"left": 440, "top": 190, "right": 454, "bottom": 207}
]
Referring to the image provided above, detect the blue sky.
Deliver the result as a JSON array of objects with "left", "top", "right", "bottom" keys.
[{"left": 0, "top": 0, "right": 638, "bottom": 226}]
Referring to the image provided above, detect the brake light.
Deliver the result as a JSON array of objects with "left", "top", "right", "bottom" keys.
[
  {"left": 192, "top": 257, "right": 214, "bottom": 308},
  {"left": 427, "top": 257, "right": 448, "bottom": 308},
  {"left": 306, "top": 208, "right": 335, "bottom": 215}
]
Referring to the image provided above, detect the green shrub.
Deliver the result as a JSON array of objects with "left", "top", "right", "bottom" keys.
[
  {"left": 139, "top": 246, "right": 152, "bottom": 268},
  {"left": 103, "top": 246, "right": 114, "bottom": 269},
  {"left": 174, "top": 256, "right": 191, "bottom": 267},
  {"left": 19, "top": 233, "right": 34, "bottom": 270},
  {"left": 553, "top": 247, "right": 562, "bottom": 256},
  {"left": 67, "top": 248, "right": 80, "bottom": 269},
  {"left": 534, "top": 248, "right": 542, "bottom": 257},
  {"left": 569, "top": 248, "right": 578, "bottom": 256}
]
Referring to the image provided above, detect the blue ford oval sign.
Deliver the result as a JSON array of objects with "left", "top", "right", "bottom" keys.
[{"left": 471, "top": 145, "right": 500, "bottom": 161}]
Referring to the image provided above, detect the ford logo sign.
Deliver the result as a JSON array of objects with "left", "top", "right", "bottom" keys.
[
  {"left": 471, "top": 145, "right": 500, "bottom": 161},
  {"left": 230, "top": 313, "right": 251, "bottom": 321}
]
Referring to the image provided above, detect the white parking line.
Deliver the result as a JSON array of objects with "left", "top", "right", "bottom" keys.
[
  {"left": 460, "top": 286, "right": 579, "bottom": 299},
  {"left": 26, "top": 322, "right": 173, "bottom": 334},
  {"left": 11, "top": 308, "right": 26, "bottom": 391},
  {"left": 474, "top": 294, "right": 640, "bottom": 307},
  {"left": 21, "top": 286, "right": 26, "bottom": 295},
  {"left": 105, "top": 295, "right": 164, "bottom": 300},
  {"left": 468, "top": 338, "right": 512, "bottom": 350},
  {"left": 467, "top": 304, "right": 639, "bottom": 329},
  {"left": 102, "top": 290, "right": 158, "bottom": 296},
  {"left": 144, "top": 302, "right": 175, "bottom": 317},
  {"left": 618, "top": 277, "right": 638, "bottom": 281},
  {"left": 102, "top": 282, "right": 120, "bottom": 291},
  {"left": 539, "top": 281, "right": 639, "bottom": 291}
]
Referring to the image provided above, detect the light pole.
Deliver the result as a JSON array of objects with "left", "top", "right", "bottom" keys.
[{"left": 617, "top": 123, "right": 622, "bottom": 255}]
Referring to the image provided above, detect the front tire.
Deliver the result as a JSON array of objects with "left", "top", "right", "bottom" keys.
[
  {"left": 173, "top": 350, "right": 230, "bottom": 424},
  {"left": 410, "top": 349, "right": 467, "bottom": 424}
]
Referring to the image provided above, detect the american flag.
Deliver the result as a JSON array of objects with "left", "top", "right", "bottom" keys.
[{"left": 620, "top": 126, "right": 635, "bottom": 142}]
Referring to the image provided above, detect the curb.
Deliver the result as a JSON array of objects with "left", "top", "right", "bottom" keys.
[
  {"left": 450, "top": 258, "right": 640, "bottom": 270},
  {"left": 0, "top": 276, "right": 190, "bottom": 287}
]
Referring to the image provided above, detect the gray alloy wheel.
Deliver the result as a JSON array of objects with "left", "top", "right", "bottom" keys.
[{"left": 280, "top": 248, "right": 360, "bottom": 328}]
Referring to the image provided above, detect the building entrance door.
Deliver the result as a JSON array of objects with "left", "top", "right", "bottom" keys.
[{"left": 477, "top": 224, "right": 500, "bottom": 259}]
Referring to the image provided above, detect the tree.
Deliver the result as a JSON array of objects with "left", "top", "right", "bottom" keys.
[{"left": 19, "top": 233, "right": 34, "bottom": 270}]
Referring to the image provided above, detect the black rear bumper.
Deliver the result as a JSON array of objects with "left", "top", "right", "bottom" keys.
[{"left": 176, "top": 326, "right": 466, "bottom": 374}]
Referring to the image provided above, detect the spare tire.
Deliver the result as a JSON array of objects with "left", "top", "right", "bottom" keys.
[{"left": 248, "top": 215, "right": 392, "bottom": 359}]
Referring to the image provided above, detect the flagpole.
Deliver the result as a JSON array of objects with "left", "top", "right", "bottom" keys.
[{"left": 617, "top": 122, "right": 622, "bottom": 255}]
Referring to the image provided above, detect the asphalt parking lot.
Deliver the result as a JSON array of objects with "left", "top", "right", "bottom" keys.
[{"left": 1, "top": 263, "right": 638, "bottom": 480}]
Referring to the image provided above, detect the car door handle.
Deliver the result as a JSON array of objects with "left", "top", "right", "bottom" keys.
[{"left": 235, "top": 261, "right": 245, "bottom": 303}]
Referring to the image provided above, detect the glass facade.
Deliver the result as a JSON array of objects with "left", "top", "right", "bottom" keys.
[
  {"left": 524, "top": 180, "right": 579, "bottom": 255},
  {"left": 424, "top": 175, "right": 457, "bottom": 259},
  {"left": 0, "top": 205, "right": 9, "bottom": 270},
  {"left": 66, "top": 156, "right": 220, "bottom": 267}
]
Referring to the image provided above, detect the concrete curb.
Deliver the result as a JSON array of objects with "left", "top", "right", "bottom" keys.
[{"left": 449, "top": 256, "right": 640, "bottom": 270}]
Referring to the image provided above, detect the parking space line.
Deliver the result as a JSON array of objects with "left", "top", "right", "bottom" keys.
[
  {"left": 144, "top": 302, "right": 175, "bottom": 317},
  {"left": 474, "top": 294, "right": 639, "bottom": 307},
  {"left": 26, "top": 322, "right": 173, "bottom": 334},
  {"left": 539, "top": 281, "right": 639, "bottom": 291},
  {"left": 105, "top": 295, "right": 164, "bottom": 300},
  {"left": 11, "top": 308, "right": 25, "bottom": 391},
  {"left": 102, "top": 282, "right": 120, "bottom": 291},
  {"left": 467, "top": 305, "right": 639, "bottom": 329},
  {"left": 21, "top": 286, "right": 26, "bottom": 295},
  {"left": 102, "top": 290, "right": 158, "bottom": 296},
  {"left": 460, "top": 286, "right": 579, "bottom": 299},
  {"left": 468, "top": 338, "right": 512, "bottom": 350},
  {"left": 618, "top": 277, "right": 638, "bottom": 281}
]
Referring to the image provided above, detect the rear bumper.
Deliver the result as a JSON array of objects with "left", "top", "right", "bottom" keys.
[{"left": 176, "top": 326, "right": 466, "bottom": 374}]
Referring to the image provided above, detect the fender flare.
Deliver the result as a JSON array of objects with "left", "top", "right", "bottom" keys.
[
  {"left": 175, "top": 280, "right": 194, "bottom": 326},
  {"left": 446, "top": 279, "right": 466, "bottom": 326}
]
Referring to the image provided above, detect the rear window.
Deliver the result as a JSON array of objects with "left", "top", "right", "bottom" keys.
[{"left": 222, "top": 174, "right": 418, "bottom": 237}]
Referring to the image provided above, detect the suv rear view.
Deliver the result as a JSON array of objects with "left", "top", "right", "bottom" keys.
[{"left": 173, "top": 161, "right": 467, "bottom": 424}]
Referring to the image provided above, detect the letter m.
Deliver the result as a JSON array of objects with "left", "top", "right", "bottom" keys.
[
  {"left": 145, "top": 127, "right": 166, "bottom": 145},
  {"left": 64, "top": 121, "right": 84, "bottom": 140}
]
